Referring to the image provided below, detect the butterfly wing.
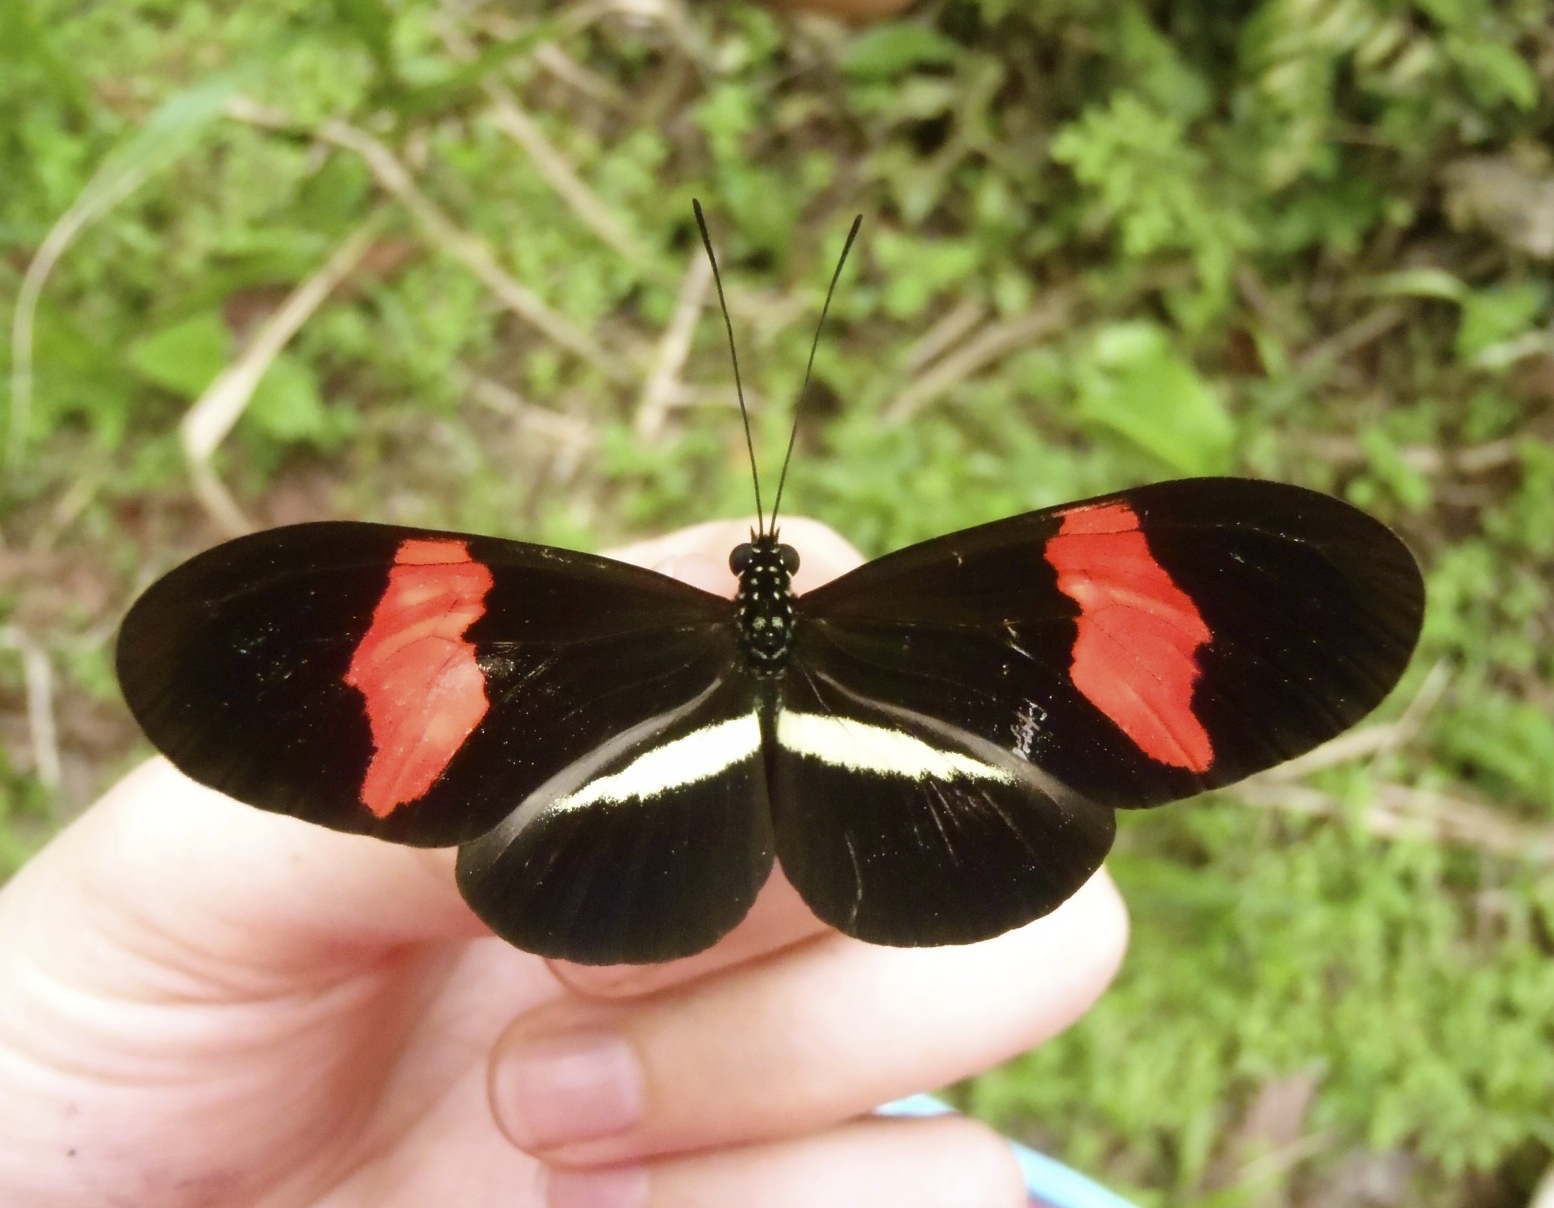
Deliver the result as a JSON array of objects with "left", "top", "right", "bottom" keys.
[
  {"left": 774, "top": 478, "right": 1424, "bottom": 945},
  {"left": 456, "top": 674, "right": 769, "bottom": 963},
  {"left": 116, "top": 520, "right": 751, "bottom": 844},
  {"left": 768, "top": 668, "right": 1116, "bottom": 947},
  {"left": 119, "top": 521, "right": 775, "bottom": 962}
]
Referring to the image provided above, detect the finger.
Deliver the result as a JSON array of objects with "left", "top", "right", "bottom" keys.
[
  {"left": 0, "top": 758, "right": 483, "bottom": 990},
  {"left": 607, "top": 515, "right": 863, "bottom": 598},
  {"left": 543, "top": 1115, "right": 1023, "bottom": 1208},
  {"left": 490, "top": 868, "right": 1128, "bottom": 1163}
]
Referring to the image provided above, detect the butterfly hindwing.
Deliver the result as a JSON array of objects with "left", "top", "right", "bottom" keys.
[
  {"left": 456, "top": 676, "right": 772, "bottom": 963},
  {"left": 116, "top": 521, "right": 737, "bottom": 847},
  {"left": 795, "top": 478, "right": 1425, "bottom": 813},
  {"left": 769, "top": 667, "right": 1115, "bottom": 947}
]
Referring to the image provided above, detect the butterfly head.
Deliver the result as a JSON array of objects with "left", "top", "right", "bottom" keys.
[{"left": 732, "top": 533, "right": 798, "bottom": 678}]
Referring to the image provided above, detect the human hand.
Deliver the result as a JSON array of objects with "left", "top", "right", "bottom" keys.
[{"left": 0, "top": 518, "right": 1127, "bottom": 1208}]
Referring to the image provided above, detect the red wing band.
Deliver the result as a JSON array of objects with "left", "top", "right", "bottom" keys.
[
  {"left": 346, "top": 538, "right": 494, "bottom": 816},
  {"left": 1046, "top": 502, "right": 1214, "bottom": 771}
]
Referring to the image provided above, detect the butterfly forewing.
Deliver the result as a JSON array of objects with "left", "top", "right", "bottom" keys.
[
  {"left": 795, "top": 478, "right": 1425, "bottom": 812},
  {"left": 117, "top": 522, "right": 737, "bottom": 847}
]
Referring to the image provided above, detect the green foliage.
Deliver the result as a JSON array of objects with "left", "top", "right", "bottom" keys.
[
  {"left": 2, "top": 0, "right": 1550, "bottom": 1202},
  {"left": 972, "top": 811, "right": 1554, "bottom": 1201},
  {"left": 1073, "top": 322, "right": 1234, "bottom": 476},
  {"left": 1053, "top": 93, "right": 1249, "bottom": 329}
]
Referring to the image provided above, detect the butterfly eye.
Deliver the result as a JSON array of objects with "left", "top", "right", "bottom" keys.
[
  {"left": 779, "top": 545, "right": 800, "bottom": 574},
  {"left": 730, "top": 543, "right": 754, "bottom": 573}
]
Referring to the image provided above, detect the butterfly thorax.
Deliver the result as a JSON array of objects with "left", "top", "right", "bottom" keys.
[{"left": 731, "top": 533, "right": 799, "bottom": 678}]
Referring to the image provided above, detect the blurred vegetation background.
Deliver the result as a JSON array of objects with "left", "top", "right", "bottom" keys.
[{"left": 2, "top": 1, "right": 1551, "bottom": 1204}]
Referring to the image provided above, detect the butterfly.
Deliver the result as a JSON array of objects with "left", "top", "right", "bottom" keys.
[{"left": 115, "top": 208, "right": 1426, "bottom": 965}]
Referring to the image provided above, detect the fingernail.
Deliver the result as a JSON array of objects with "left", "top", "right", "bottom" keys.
[
  {"left": 494, "top": 1030, "right": 644, "bottom": 1151},
  {"left": 543, "top": 1165, "right": 648, "bottom": 1208}
]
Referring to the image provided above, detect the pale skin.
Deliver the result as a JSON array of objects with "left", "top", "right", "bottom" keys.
[{"left": 0, "top": 518, "right": 1128, "bottom": 1208}]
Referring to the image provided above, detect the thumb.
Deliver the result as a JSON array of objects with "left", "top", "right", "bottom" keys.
[{"left": 0, "top": 758, "right": 481, "bottom": 997}]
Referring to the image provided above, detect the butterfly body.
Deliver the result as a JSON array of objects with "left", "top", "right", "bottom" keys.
[
  {"left": 732, "top": 533, "right": 800, "bottom": 675},
  {"left": 117, "top": 477, "right": 1424, "bottom": 964}
]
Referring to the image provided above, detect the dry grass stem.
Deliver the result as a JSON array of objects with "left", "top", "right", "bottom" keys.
[
  {"left": 1289, "top": 433, "right": 1523, "bottom": 475},
  {"left": 1295, "top": 303, "right": 1408, "bottom": 373},
  {"left": 1238, "top": 776, "right": 1554, "bottom": 862},
  {"left": 226, "top": 98, "right": 622, "bottom": 376},
  {"left": 434, "top": 14, "right": 653, "bottom": 268},
  {"left": 0, "top": 627, "right": 60, "bottom": 790},
  {"left": 10, "top": 143, "right": 166, "bottom": 475},
  {"left": 1251, "top": 723, "right": 1412, "bottom": 782},
  {"left": 179, "top": 216, "right": 385, "bottom": 535},
  {"left": 1530, "top": 1162, "right": 1554, "bottom": 1208},
  {"left": 1253, "top": 662, "right": 1448, "bottom": 783},
  {"left": 35, "top": 456, "right": 112, "bottom": 553},
  {"left": 482, "top": 96, "right": 650, "bottom": 265},
  {"left": 534, "top": 44, "right": 630, "bottom": 107},
  {"left": 884, "top": 287, "right": 1079, "bottom": 423},
  {"left": 635, "top": 252, "right": 713, "bottom": 440},
  {"left": 902, "top": 297, "right": 989, "bottom": 375},
  {"left": 1232, "top": 657, "right": 1554, "bottom": 858},
  {"left": 1233, "top": 661, "right": 1554, "bottom": 861},
  {"left": 464, "top": 370, "right": 595, "bottom": 485}
]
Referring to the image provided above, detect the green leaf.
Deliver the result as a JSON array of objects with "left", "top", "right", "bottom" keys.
[
  {"left": 842, "top": 24, "right": 959, "bottom": 80},
  {"left": 1360, "top": 267, "right": 1468, "bottom": 303},
  {"left": 88, "top": 71, "right": 248, "bottom": 205},
  {"left": 395, "top": 18, "right": 566, "bottom": 118},
  {"left": 329, "top": 0, "right": 397, "bottom": 86},
  {"left": 126, "top": 312, "right": 231, "bottom": 398},
  {"left": 1449, "top": 35, "right": 1539, "bottom": 111},
  {"left": 1075, "top": 323, "right": 1234, "bottom": 476},
  {"left": 1456, "top": 282, "right": 1550, "bottom": 363},
  {"left": 1360, "top": 425, "right": 1433, "bottom": 512},
  {"left": 1114, "top": 2, "right": 1211, "bottom": 121},
  {"left": 8, "top": 69, "right": 249, "bottom": 468},
  {"left": 245, "top": 353, "right": 329, "bottom": 444},
  {"left": 1435, "top": 694, "right": 1554, "bottom": 803},
  {"left": 127, "top": 315, "right": 334, "bottom": 447},
  {"left": 0, "top": 0, "right": 91, "bottom": 116},
  {"left": 871, "top": 231, "right": 979, "bottom": 320}
]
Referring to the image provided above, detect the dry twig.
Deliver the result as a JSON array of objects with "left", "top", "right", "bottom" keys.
[
  {"left": 1238, "top": 779, "right": 1554, "bottom": 863},
  {"left": 901, "top": 297, "right": 988, "bottom": 376},
  {"left": 0, "top": 626, "right": 60, "bottom": 791},
  {"left": 1294, "top": 303, "right": 1408, "bottom": 373},
  {"left": 1286, "top": 433, "right": 1523, "bottom": 476},
  {"left": 884, "top": 287, "right": 1079, "bottom": 424},
  {"left": 180, "top": 215, "right": 385, "bottom": 535},
  {"left": 226, "top": 98, "right": 623, "bottom": 376},
  {"left": 434, "top": 13, "right": 653, "bottom": 268},
  {"left": 1233, "top": 663, "right": 1553, "bottom": 862},
  {"left": 463, "top": 369, "right": 596, "bottom": 484},
  {"left": 636, "top": 252, "right": 713, "bottom": 440}
]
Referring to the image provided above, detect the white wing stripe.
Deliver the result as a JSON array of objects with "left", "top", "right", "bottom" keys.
[
  {"left": 777, "top": 712, "right": 1013, "bottom": 783},
  {"left": 554, "top": 714, "right": 762, "bottom": 811}
]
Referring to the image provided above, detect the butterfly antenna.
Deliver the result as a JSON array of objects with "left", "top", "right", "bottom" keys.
[
  {"left": 769, "top": 214, "right": 863, "bottom": 532},
  {"left": 693, "top": 199, "right": 764, "bottom": 536}
]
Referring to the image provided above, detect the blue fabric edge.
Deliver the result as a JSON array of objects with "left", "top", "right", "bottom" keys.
[{"left": 876, "top": 1093, "right": 1141, "bottom": 1208}]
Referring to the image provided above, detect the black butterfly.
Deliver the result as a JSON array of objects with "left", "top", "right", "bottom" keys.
[{"left": 116, "top": 208, "right": 1425, "bottom": 964}]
